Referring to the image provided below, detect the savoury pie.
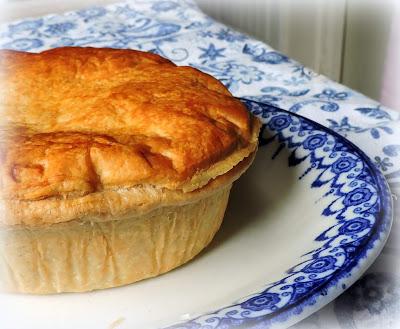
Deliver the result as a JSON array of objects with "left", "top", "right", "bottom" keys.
[{"left": 0, "top": 47, "right": 261, "bottom": 294}]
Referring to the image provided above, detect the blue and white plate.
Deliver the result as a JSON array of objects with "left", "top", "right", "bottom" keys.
[{"left": 0, "top": 99, "right": 392, "bottom": 329}]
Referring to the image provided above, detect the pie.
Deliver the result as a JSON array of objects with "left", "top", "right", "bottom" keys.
[{"left": 0, "top": 47, "right": 261, "bottom": 293}]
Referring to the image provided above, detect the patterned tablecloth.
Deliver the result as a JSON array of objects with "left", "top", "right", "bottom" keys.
[{"left": 0, "top": 1, "right": 399, "bottom": 328}]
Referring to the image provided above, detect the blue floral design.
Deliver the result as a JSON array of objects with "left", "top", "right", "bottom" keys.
[
  {"left": 290, "top": 100, "right": 339, "bottom": 113},
  {"left": 242, "top": 294, "right": 281, "bottom": 311},
  {"left": 246, "top": 86, "right": 310, "bottom": 105},
  {"left": 8, "top": 19, "right": 43, "bottom": 34},
  {"left": 77, "top": 7, "right": 107, "bottom": 21},
  {"left": 185, "top": 21, "right": 209, "bottom": 30},
  {"left": 355, "top": 106, "right": 393, "bottom": 120},
  {"left": 262, "top": 87, "right": 310, "bottom": 98},
  {"left": 343, "top": 188, "right": 373, "bottom": 206},
  {"left": 289, "top": 89, "right": 347, "bottom": 113},
  {"left": 152, "top": 1, "right": 178, "bottom": 12},
  {"left": 115, "top": 5, "right": 140, "bottom": 18},
  {"left": 190, "top": 61, "right": 264, "bottom": 91},
  {"left": 303, "top": 257, "right": 338, "bottom": 274},
  {"left": 198, "top": 43, "right": 225, "bottom": 62},
  {"left": 268, "top": 114, "right": 293, "bottom": 131},
  {"left": 214, "top": 28, "right": 247, "bottom": 42},
  {"left": 50, "top": 37, "right": 76, "bottom": 47},
  {"left": 327, "top": 117, "right": 360, "bottom": 135},
  {"left": 90, "top": 21, "right": 124, "bottom": 34},
  {"left": 2, "top": 38, "right": 43, "bottom": 50},
  {"left": 331, "top": 157, "right": 357, "bottom": 174},
  {"left": 147, "top": 37, "right": 188, "bottom": 62},
  {"left": 314, "top": 88, "right": 349, "bottom": 101},
  {"left": 44, "top": 22, "right": 76, "bottom": 36},
  {"left": 243, "top": 44, "right": 289, "bottom": 64},
  {"left": 303, "top": 134, "right": 327, "bottom": 150},
  {"left": 327, "top": 117, "right": 394, "bottom": 139},
  {"left": 382, "top": 144, "right": 400, "bottom": 157},
  {"left": 339, "top": 218, "right": 371, "bottom": 235},
  {"left": 198, "top": 30, "right": 214, "bottom": 38},
  {"left": 374, "top": 156, "right": 393, "bottom": 172},
  {"left": 285, "top": 65, "right": 316, "bottom": 85},
  {"left": 227, "top": 63, "right": 264, "bottom": 84}
]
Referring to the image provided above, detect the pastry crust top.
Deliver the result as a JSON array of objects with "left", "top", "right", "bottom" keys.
[{"left": 0, "top": 47, "right": 259, "bottom": 225}]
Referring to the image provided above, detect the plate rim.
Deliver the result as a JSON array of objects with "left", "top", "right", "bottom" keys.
[{"left": 166, "top": 98, "right": 393, "bottom": 329}]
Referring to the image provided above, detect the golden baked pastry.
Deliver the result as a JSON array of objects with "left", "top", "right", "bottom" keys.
[{"left": 0, "top": 47, "right": 261, "bottom": 294}]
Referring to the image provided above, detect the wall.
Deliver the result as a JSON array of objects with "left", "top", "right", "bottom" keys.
[{"left": 342, "top": 0, "right": 394, "bottom": 101}]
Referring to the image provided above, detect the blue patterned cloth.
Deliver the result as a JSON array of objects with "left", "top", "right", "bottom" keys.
[{"left": 0, "top": 1, "right": 398, "bottom": 328}]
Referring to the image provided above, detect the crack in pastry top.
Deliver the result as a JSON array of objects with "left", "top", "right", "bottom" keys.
[{"left": 0, "top": 47, "right": 256, "bottom": 201}]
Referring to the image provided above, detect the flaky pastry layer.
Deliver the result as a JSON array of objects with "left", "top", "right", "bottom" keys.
[{"left": 0, "top": 47, "right": 259, "bottom": 205}]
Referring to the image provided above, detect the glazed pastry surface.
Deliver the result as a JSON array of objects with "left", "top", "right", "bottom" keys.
[{"left": 0, "top": 47, "right": 259, "bottom": 226}]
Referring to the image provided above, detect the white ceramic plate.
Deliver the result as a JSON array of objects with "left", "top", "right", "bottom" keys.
[{"left": 0, "top": 99, "right": 392, "bottom": 329}]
